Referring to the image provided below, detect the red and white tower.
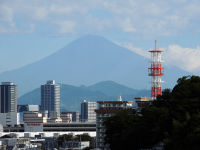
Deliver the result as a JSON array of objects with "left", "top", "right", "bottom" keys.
[{"left": 149, "top": 40, "right": 164, "bottom": 100}]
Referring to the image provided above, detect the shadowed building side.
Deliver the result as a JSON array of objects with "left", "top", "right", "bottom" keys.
[
  {"left": 0, "top": 82, "right": 17, "bottom": 113},
  {"left": 40, "top": 80, "right": 60, "bottom": 118}
]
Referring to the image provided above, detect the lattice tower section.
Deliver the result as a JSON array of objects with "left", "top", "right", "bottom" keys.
[{"left": 148, "top": 40, "right": 164, "bottom": 100}]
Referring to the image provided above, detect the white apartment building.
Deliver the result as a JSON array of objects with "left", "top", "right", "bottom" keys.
[
  {"left": 95, "top": 98, "right": 133, "bottom": 149},
  {"left": 81, "top": 100, "right": 96, "bottom": 122}
]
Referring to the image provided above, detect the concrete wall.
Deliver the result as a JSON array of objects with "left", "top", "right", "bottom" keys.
[{"left": 0, "top": 112, "right": 20, "bottom": 127}]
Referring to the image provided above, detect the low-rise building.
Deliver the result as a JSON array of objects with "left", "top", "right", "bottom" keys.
[
  {"left": 0, "top": 112, "right": 20, "bottom": 127},
  {"left": 43, "top": 122, "right": 96, "bottom": 132},
  {"left": 23, "top": 112, "right": 47, "bottom": 123},
  {"left": 135, "top": 97, "right": 151, "bottom": 110},
  {"left": 67, "top": 111, "right": 80, "bottom": 122},
  {"left": 0, "top": 138, "right": 41, "bottom": 149},
  {"left": 47, "top": 117, "right": 62, "bottom": 123},
  {"left": 60, "top": 141, "right": 90, "bottom": 150},
  {"left": 17, "top": 105, "right": 40, "bottom": 112},
  {"left": 60, "top": 112, "right": 72, "bottom": 123},
  {"left": 23, "top": 111, "right": 47, "bottom": 132}
]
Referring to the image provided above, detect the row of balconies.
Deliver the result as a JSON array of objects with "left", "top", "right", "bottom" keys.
[
  {"left": 96, "top": 123, "right": 104, "bottom": 128},
  {"left": 97, "top": 114, "right": 112, "bottom": 117},
  {"left": 97, "top": 133, "right": 105, "bottom": 138},
  {"left": 97, "top": 128, "right": 105, "bottom": 132},
  {"left": 96, "top": 138, "right": 104, "bottom": 142},
  {"left": 96, "top": 119, "right": 104, "bottom": 123},
  {"left": 99, "top": 104, "right": 127, "bottom": 108}
]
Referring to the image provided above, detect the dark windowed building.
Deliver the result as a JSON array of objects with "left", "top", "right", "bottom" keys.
[
  {"left": 0, "top": 82, "right": 17, "bottom": 113},
  {"left": 40, "top": 80, "right": 60, "bottom": 118}
]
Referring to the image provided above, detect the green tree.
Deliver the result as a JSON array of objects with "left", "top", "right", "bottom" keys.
[
  {"left": 56, "top": 134, "right": 73, "bottom": 147},
  {"left": 75, "top": 134, "right": 95, "bottom": 149},
  {"left": 104, "top": 111, "right": 138, "bottom": 150},
  {"left": 104, "top": 76, "right": 200, "bottom": 150},
  {"left": 74, "top": 134, "right": 92, "bottom": 142}
]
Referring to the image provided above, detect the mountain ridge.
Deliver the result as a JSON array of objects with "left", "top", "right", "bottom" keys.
[
  {"left": 0, "top": 35, "right": 190, "bottom": 96},
  {"left": 18, "top": 80, "right": 150, "bottom": 111}
]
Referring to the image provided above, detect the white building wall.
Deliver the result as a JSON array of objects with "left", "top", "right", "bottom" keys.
[
  {"left": 0, "top": 112, "right": 20, "bottom": 127},
  {"left": 6, "top": 112, "right": 20, "bottom": 126},
  {"left": 96, "top": 101, "right": 133, "bottom": 149},
  {"left": 28, "top": 105, "right": 39, "bottom": 111},
  {"left": 0, "top": 113, "right": 7, "bottom": 126},
  {"left": 81, "top": 100, "right": 96, "bottom": 122},
  {"left": 24, "top": 123, "right": 43, "bottom": 132}
]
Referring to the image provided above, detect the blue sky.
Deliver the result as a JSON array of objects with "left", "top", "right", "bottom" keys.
[{"left": 0, "top": 0, "right": 200, "bottom": 74}]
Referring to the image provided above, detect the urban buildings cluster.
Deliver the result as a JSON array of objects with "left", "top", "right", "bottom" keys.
[
  {"left": 0, "top": 80, "right": 144, "bottom": 149},
  {"left": 0, "top": 80, "right": 98, "bottom": 127}
]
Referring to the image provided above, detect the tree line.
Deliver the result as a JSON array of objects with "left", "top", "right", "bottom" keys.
[{"left": 104, "top": 76, "right": 200, "bottom": 150}]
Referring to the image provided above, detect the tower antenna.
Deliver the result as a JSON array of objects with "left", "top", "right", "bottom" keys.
[{"left": 148, "top": 40, "right": 164, "bottom": 100}]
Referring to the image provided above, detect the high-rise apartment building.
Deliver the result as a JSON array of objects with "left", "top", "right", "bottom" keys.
[
  {"left": 40, "top": 80, "right": 60, "bottom": 118},
  {"left": 95, "top": 97, "right": 133, "bottom": 149},
  {"left": 81, "top": 100, "right": 96, "bottom": 122},
  {"left": 0, "top": 82, "right": 17, "bottom": 113}
]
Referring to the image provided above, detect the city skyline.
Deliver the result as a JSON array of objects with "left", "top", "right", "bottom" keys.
[{"left": 0, "top": 0, "right": 200, "bottom": 75}]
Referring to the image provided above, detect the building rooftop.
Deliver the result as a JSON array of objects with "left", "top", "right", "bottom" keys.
[
  {"left": 1, "top": 82, "right": 14, "bottom": 85},
  {"left": 97, "top": 101, "right": 133, "bottom": 104},
  {"left": 134, "top": 97, "right": 151, "bottom": 101}
]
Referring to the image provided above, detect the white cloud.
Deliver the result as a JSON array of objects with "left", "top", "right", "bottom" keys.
[
  {"left": 0, "top": 5, "right": 13, "bottom": 23},
  {"left": 116, "top": 42, "right": 150, "bottom": 58},
  {"left": 56, "top": 20, "right": 76, "bottom": 34},
  {"left": 119, "top": 18, "right": 136, "bottom": 33},
  {"left": 0, "top": 0, "right": 200, "bottom": 36},
  {"left": 120, "top": 42, "right": 200, "bottom": 73},
  {"left": 0, "top": 4, "right": 16, "bottom": 33},
  {"left": 32, "top": 7, "right": 49, "bottom": 20},
  {"left": 165, "top": 45, "right": 200, "bottom": 73}
]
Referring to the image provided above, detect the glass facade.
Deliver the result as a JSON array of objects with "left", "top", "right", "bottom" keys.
[
  {"left": 41, "top": 80, "right": 60, "bottom": 118},
  {"left": 0, "top": 82, "right": 17, "bottom": 113}
]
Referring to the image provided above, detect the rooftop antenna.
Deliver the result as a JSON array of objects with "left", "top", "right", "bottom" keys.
[
  {"left": 118, "top": 95, "right": 122, "bottom": 101},
  {"left": 60, "top": 80, "right": 62, "bottom": 88}
]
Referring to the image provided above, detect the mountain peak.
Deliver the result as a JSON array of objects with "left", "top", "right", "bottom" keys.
[{"left": 0, "top": 35, "right": 189, "bottom": 96}]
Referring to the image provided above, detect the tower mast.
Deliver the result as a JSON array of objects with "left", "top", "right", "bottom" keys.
[{"left": 148, "top": 40, "right": 164, "bottom": 100}]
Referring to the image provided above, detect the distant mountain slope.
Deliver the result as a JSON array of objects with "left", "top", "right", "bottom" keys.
[
  {"left": 88, "top": 81, "right": 138, "bottom": 96},
  {"left": 18, "top": 81, "right": 150, "bottom": 111},
  {"left": 0, "top": 35, "right": 190, "bottom": 96}
]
